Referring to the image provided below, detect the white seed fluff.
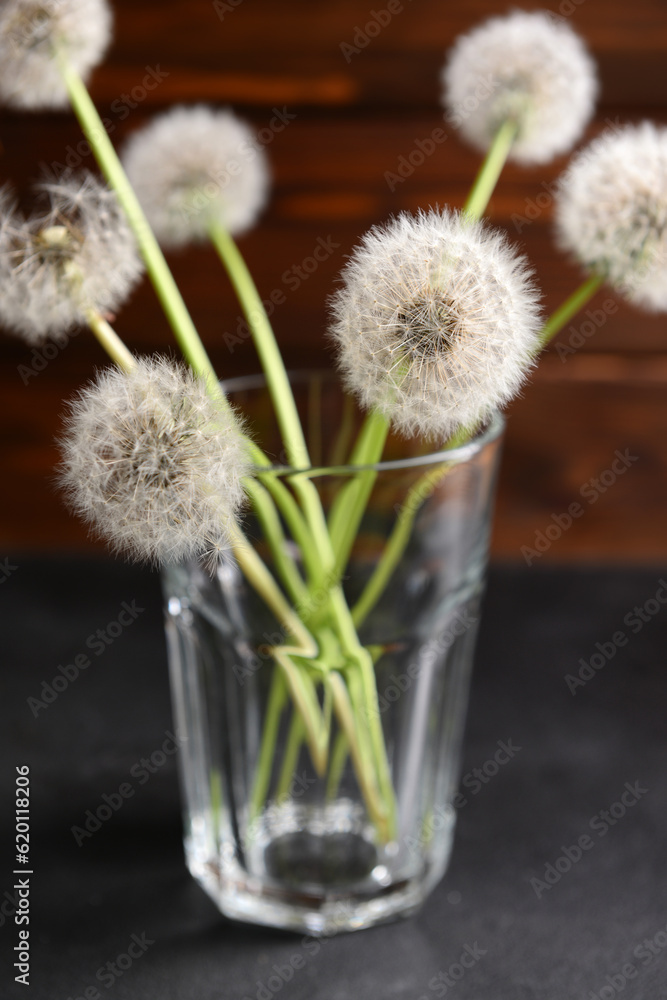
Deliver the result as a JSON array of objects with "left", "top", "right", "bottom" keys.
[
  {"left": 0, "top": 185, "right": 19, "bottom": 285},
  {"left": 0, "top": 0, "right": 112, "bottom": 110},
  {"left": 59, "top": 357, "right": 251, "bottom": 567},
  {"left": 442, "top": 10, "right": 597, "bottom": 165},
  {"left": 329, "top": 209, "right": 543, "bottom": 441},
  {"left": 555, "top": 122, "right": 667, "bottom": 312},
  {"left": 122, "top": 105, "right": 269, "bottom": 248},
  {"left": 0, "top": 172, "right": 143, "bottom": 344}
]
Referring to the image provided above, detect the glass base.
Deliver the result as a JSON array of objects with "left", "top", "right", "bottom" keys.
[{"left": 185, "top": 800, "right": 455, "bottom": 934}]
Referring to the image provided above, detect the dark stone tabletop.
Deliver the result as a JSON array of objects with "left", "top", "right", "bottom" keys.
[{"left": 1, "top": 557, "right": 666, "bottom": 999}]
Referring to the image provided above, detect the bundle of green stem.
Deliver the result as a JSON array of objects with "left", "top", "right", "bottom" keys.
[{"left": 49, "top": 62, "right": 603, "bottom": 844}]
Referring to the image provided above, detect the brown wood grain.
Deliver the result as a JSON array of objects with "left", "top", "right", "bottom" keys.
[{"left": 1, "top": 0, "right": 666, "bottom": 559}]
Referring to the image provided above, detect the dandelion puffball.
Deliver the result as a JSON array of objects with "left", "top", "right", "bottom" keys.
[
  {"left": 59, "top": 357, "right": 251, "bottom": 567},
  {"left": 329, "top": 209, "right": 542, "bottom": 441},
  {"left": 122, "top": 106, "right": 270, "bottom": 248},
  {"left": 442, "top": 10, "right": 597, "bottom": 165},
  {"left": 555, "top": 122, "right": 667, "bottom": 312},
  {"left": 0, "top": 171, "right": 143, "bottom": 344},
  {"left": 0, "top": 0, "right": 112, "bottom": 110}
]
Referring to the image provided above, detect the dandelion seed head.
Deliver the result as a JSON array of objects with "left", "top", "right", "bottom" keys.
[
  {"left": 0, "top": 171, "right": 143, "bottom": 344},
  {"left": 555, "top": 122, "right": 667, "bottom": 312},
  {"left": 59, "top": 356, "right": 251, "bottom": 568},
  {"left": 442, "top": 10, "right": 597, "bottom": 165},
  {"left": 122, "top": 105, "right": 269, "bottom": 248},
  {"left": 0, "top": 0, "right": 112, "bottom": 110},
  {"left": 329, "top": 208, "right": 543, "bottom": 441}
]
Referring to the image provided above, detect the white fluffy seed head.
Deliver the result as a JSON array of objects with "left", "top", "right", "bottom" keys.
[
  {"left": 122, "top": 105, "right": 270, "bottom": 248},
  {"left": 329, "top": 208, "right": 543, "bottom": 442},
  {"left": 0, "top": 171, "right": 143, "bottom": 344},
  {"left": 442, "top": 10, "right": 597, "bottom": 165},
  {"left": 555, "top": 122, "right": 667, "bottom": 312},
  {"left": 0, "top": 0, "right": 112, "bottom": 110},
  {"left": 59, "top": 357, "right": 251, "bottom": 568}
]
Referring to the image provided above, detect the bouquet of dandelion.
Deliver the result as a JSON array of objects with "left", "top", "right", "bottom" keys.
[{"left": 2, "top": 2, "right": 666, "bottom": 931}]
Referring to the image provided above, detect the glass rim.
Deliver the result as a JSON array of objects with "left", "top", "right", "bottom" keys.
[{"left": 221, "top": 369, "right": 506, "bottom": 477}]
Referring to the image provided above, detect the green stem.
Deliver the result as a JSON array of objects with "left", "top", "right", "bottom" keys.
[
  {"left": 329, "top": 672, "right": 389, "bottom": 839},
  {"left": 463, "top": 118, "right": 518, "bottom": 220},
  {"left": 329, "top": 588, "right": 397, "bottom": 838},
  {"left": 84, "top": 309, "right": 135, "bottom": 371},
  {"left": 276, "top": 709, "right": 306, "bottom": 799},
  {"left": 350, "top": 424, "right": 473, "bottom": 629},
  {"left": 537, "top": 274, "right": 605, "bottom": 352},
  {"left": 287, "top": 469, "right": 396, "bottom": 835},
  {"left": 230, "top": 526, "right": 332, "bottom": 775},
  {"left": 249, "top": 669, "right": 287, "bottom": 821},
  {"left": 209, "top": 221, "right": 311, "bottom": 470},
  {"left": 351, "top": 463, "right": 449, "bottom": 628},
  {"left": 326, "top": 731, "right": 349, "bottom": 801},
  {"left": 57, "top": 57, "right": 224, "bottom": 403},
  {"left": 327, "top": 392, "right": 356, "bottom": 467},
  {"left": 253, "top": 472, "right": 321, "bottom": 582},
  {"left": 327, "top": 409, "right": 391, "bottom": 581},
  {"left": 243, "top": 478, "right": 309, "bottom": 607},
  {"left": 210, "top": 222, "right": 341, "bottom": 596},
  {"left": 272, "top": 648, "right": 329, "bottom": 776},
  {"left": 229, "top": 525, "right": 314, "bottom": 651},
  {"left": 209, "top": 228, "right": 394, "bottom": 829}
]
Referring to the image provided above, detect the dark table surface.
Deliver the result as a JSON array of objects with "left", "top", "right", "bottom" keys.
[{"left": 1, "top": 558, "right": 666, "bottom": 999}]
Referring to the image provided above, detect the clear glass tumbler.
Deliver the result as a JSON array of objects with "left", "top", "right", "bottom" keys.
[{"left": 162, "top": 372, "right": 503, "bottom": 934}]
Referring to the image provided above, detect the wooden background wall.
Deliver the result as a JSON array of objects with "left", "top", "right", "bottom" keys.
[{"left": 1, "top": 0, "right": 666, "bottom": 561}]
